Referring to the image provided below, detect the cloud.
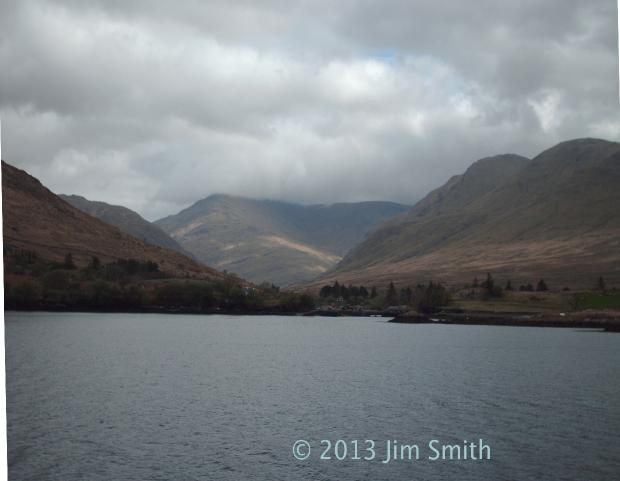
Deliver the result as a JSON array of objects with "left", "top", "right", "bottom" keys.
[{"left": 1, "top": 0, "right": 618, "bottom": 220}]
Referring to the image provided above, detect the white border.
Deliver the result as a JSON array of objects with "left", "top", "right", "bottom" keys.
[{"left": 0, "top": 6, "right": 617, "bottom": 481}]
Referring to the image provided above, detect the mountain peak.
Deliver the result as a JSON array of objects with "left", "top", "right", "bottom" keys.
[
  {"left": 406, "top": 152, "right": 529, "bottom": 219},
  {"left": 156, "top": 197, "right": 409, "bottom": 285},
  {"left": 322, "top": 138, "right": 620, "bottom": 289},
  {"left": 467, "top": 153, "right": 529, "bottom": 171},
  {"left": 529, "top": 138, "right": 619, "bottom": 166}
]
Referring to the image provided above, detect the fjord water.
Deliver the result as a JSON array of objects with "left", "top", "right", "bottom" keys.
[{"left": 5, "top": 313, "right": 620, "bottom": 480}]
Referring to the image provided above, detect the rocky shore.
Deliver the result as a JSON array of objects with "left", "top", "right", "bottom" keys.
[{"left": 390, "top": 310, "right": 620, "bottom": 332}]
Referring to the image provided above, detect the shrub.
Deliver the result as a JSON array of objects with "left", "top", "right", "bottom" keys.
[
  {"left": 154, "top": 282, "right": 215, "bottom": 309},
  {"left": 10, "top": 282, "right": 39, "bottom": 308},
  {"left": 414, "top": 282, "right": 451, "bottom": 313},
  {"left": 279, "top": 293, "right": 315, "bottom": 312},
  {"left": 41, "top": 270, "right": 72, "bottom": 291}
]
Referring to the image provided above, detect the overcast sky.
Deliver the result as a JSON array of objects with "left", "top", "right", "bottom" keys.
[{"left": 1, "top": 0, "right": 618, "bottom": 220}]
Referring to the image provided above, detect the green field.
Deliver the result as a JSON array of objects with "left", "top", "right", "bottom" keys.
[{"left": 573, "top": 292, "right": 620, "bottom": 310}]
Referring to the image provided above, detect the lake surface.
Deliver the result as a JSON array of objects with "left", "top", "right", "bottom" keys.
[{"left": 5, "top": 312, "right": 620, "bottom": 480}]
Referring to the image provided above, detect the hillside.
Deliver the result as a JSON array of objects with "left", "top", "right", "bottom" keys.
[
  {"left": 314, "top": 139, "right": 620, "bottom": 290},
  {"left": 156, "top": 196, "right": 409, "bottom": 285},
  {"left": 2, "top": 161, "right": 225, "bottom": 281},
  {"left": 59, "top": 194, "right": 187, "bottom": 254}
]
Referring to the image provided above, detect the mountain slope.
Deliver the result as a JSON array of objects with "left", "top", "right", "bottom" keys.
[
  {"left": 156, "top": 196, "right": 409, "bottom": 285},
  {"left": 2, "top": 161, "right": 225, "bottom": 281},
  {"left": 335, "top": 153, "right": 530, "bottom": 271},
  {"left": 406, "top": 154, "right": 530, "bottom": 218},
  {"left": 317, "top": 139, "right": 620, "bottom": 289},
  {"left": 59, "top": 194, "right": 187, "bottom": 254}
]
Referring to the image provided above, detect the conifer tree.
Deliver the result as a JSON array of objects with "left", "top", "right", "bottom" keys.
[
  {"left": 385, "top": 282, "right": 398, "bottom": 306},
  {"left": 64, "top": 253, "right": 76, "bottom": 270}
]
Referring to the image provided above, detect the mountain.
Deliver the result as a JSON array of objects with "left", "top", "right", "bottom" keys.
[
  {"left": 59, "top": 194, "right": 187, "bottom": 254},
  {"left": 2, "top": 161, "right": 225, "bottom": 281},
  {"left": 155, "top": 196, "right": 409, "bottom": 285},
  {"left": 313, "top": 139, "right": 620, "bottom": 289},
  {"left": 405, "top": 154, "right": 530, "bottom": 218}
]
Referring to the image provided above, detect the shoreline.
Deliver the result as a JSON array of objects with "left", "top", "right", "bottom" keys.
[
  {"left": 5, "top": 307, "right": 620, "bottom": 331},
  {"left": 3, "top": 306, "right": 394, "bottom": 317},
  {"left": 390, "top": 311, "right": 620, "bottom": 332}
]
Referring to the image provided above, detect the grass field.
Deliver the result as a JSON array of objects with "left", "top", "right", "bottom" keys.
[
  {"left": 573, "top": 292, "right": 620, "bottom": 310},
  {"left": 454, "top": 290, "right": 620, "bottom": 313}
]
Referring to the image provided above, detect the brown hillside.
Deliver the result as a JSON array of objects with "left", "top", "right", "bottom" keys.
[
  {"left": 2, "top": 161, "right": 226, "bottom": 281},
  {"left": 310, "top": 139, "right": 620, "bottom": 290},
  {"left": 155, "top": 195, "right": 409, "bottom": 286},
  {"left": 59, "top": 194, "right": 188, "bottom": 255}
]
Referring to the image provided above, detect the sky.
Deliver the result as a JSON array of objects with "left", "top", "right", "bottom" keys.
[{"left": 1, "top": 0, "right": 618, "bottom": 220}]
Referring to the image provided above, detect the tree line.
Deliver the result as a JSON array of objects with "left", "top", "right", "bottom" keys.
[
  {"left": 319, "top": 280, "right": 451, "bottom": 312},
  {"left": 5, "top": 249, "right": 314, "bottom": 313},
  {"left": 471, "top": 273, "right": 549, "bottom": 298}
]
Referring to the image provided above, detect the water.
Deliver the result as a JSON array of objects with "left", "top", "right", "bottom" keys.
[{"left": 5, "top": 312, "right": 620, "bottom": 481}]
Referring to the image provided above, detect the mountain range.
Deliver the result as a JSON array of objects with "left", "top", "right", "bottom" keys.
[
  {"left": 155, "top": 196, "right": 410, "bottom": 286},
  {"left": 312, "top": 138, "right": 620, "bottom": 290},
  {"left": 2, "top": 162, "right": 225, "bottom": 281},
  {"left": 4, "top": 137, "right": 619, "bottom": 293},
  {"left": 59, "top": 194, "right": 187, "bottom": 254}
]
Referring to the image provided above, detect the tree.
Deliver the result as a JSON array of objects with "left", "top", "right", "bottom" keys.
[
  {"left": 597, "top": 276, "right": 606, "bottom": 292},
  {"left": 481, "top": 273, "right": 502, "bottom": 298},
  {"left": 370, "top": 286, "right": 378, "bottom": 299},
  {"left": 64, "top": 253, "right": 76, "bottom": 270},
  {"left": 90, "top": 256, "right": 101, "bottom": 270},
  {"left": 12, "top": 249, "right": 37, "bottom": 267},
  {"left": 472, "top": 277, "right": 479, "bottom": 288},
  {"left": 482, "top": 273, "right": 494, "bottom": 290},
  {"left": 41, "top": 270, "right": 71, "bottom": 291},
  {"left": 359, "top": 286, "right": 369, "bottom": 299},
  {"left": 145, "top": 261, "right": 159, "bottom": 273},
  {"left": 536, "top": 279, "right": 549, "bottom": 292},
  {"left": 241, "top": 289, "right": 266, "bottom": 310},
  {"left": 10, "top": 282, "right": 39, "bottom": 308},
  {"left": 341, "top": 285, "right": 350, "bottom": 300},
  {"left": 415, "top": 281, "right": 451, "bottom": 313},
  {"left": 505, "top": 280, "right": 513, "bottom": 291},
  {"left": 280, "top": 293, "right": 315, "bottom": 312},
  {"left": 400, "top": 286, "right": 413, "bottom": 304},
  {"left": 319, "top": 285, "right": 332, "bottom": 298},
  {"left": 88, "top": 280, "right": 122, "bottom": 308},
  {"left": 154, "top": 281, "right": 215, "bottom": 309},
  {"left": 384, "top": 282, "right": 399, "bottom": 306}
]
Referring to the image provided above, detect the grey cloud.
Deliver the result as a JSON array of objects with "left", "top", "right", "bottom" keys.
[{"left": 0, "top": 0, "right": 618, "bottom": 220}]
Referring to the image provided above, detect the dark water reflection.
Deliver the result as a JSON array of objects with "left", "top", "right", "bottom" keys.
[{"left": 5, "top": 312, "right": 620, "bottom": 480}]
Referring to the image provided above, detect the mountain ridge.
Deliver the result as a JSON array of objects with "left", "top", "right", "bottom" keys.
[
  {"left": 311, "top": 138, "right": 620, "bottom": 289},
  {"left": 59, "top": 194, "right": 189, "bottom": 255},
  {"left": 2, "top": 161, "right": 226, "bottom": 281},
  {"left": 156, "top": 195, "right": 410, "bottom": 285}
]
